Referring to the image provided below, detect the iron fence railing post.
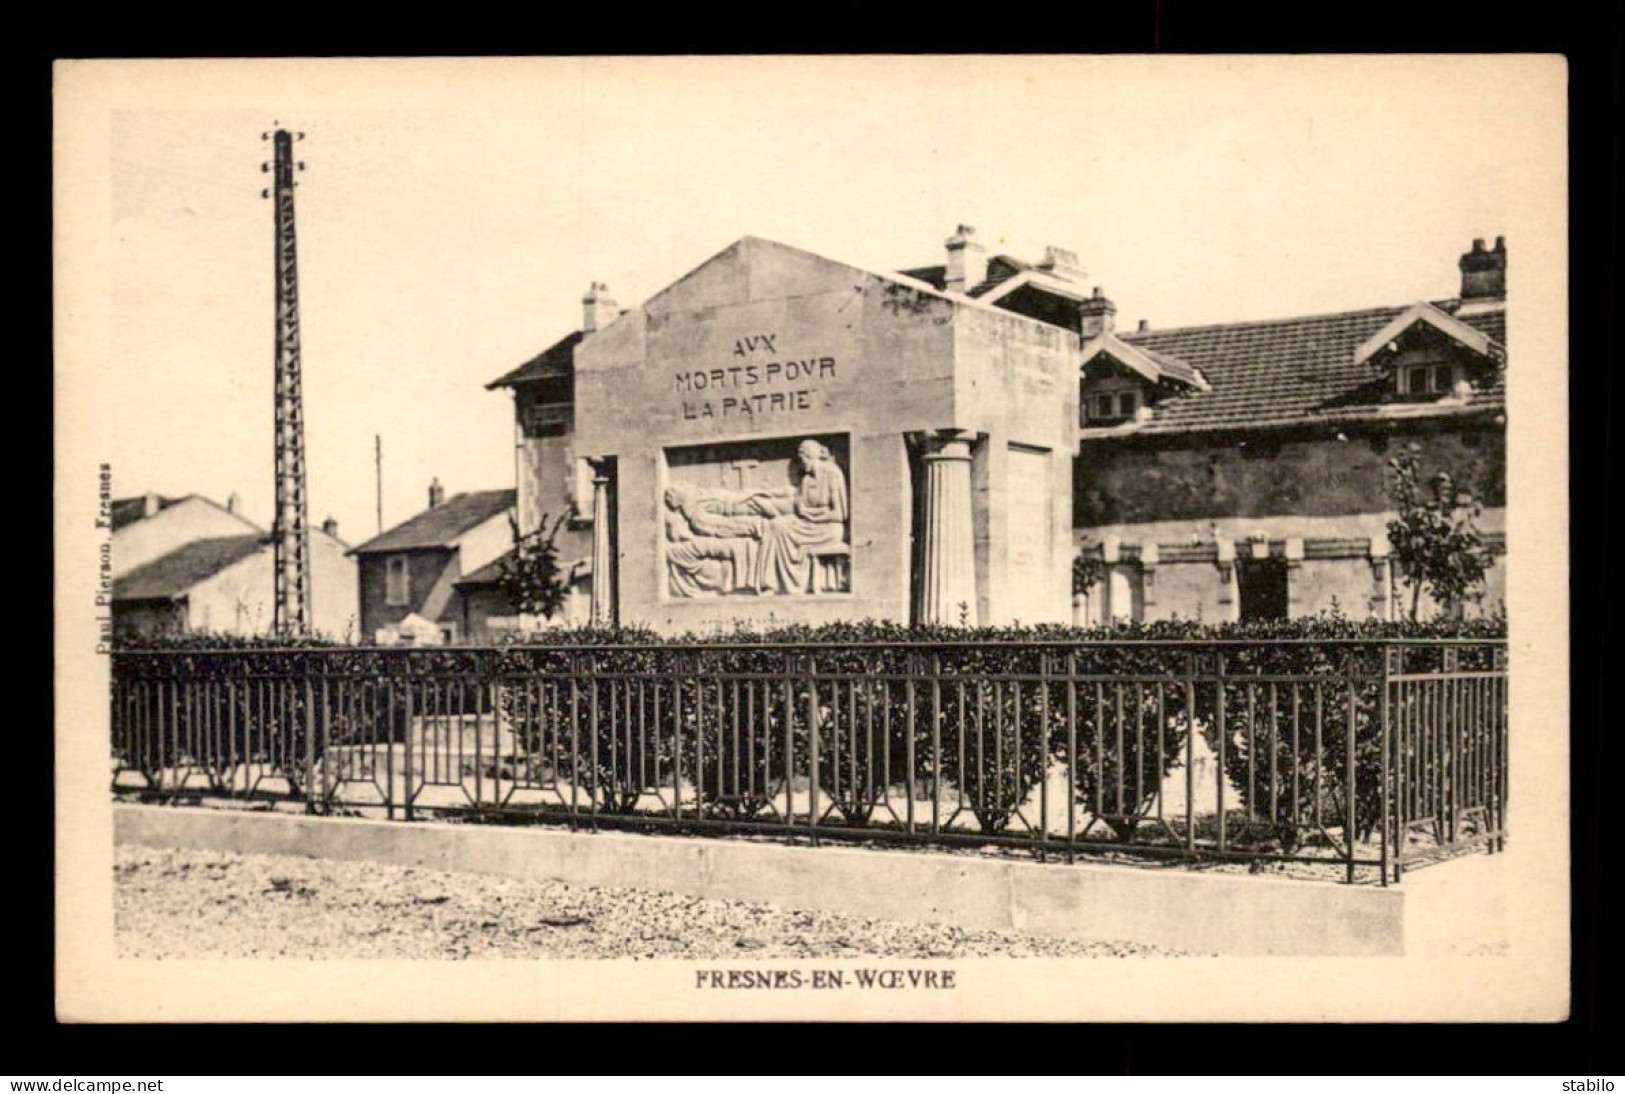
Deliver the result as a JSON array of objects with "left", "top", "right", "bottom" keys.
[
  {"left": 782, "top": 668, "right": 793, "bottom": 833},
  {"left": 1185, "top": 655, "right": 1196, "bottom": 855},
  {"left": 1499, "top": 653, "right": 1509, "bottom": 853},
  {"left": 932, "top": 651, "right": 943, "bottom": 840},
  {"left": 568, "top": 662, "right": 580, "bottom": 830},
  {"left": 590, "top": 655, "right": 601, "bottom": 831},
  {"left": 1379, "top": 643, "right": 1392, "bottom": 886},
  {"left": 905, "top": 659, "right": 917, "bottom": 836},
  {"left": 1215, "top": 651, "right": 1227, "bottom": 854},
  {"left": 402, "top": 669, "right": 415, "bottom": 822},
  {"left": 807, "top": 653, "right": 820, "bottom": 845},
  {"left": 1066, "top": 649, "right": 1078, "bottom": 862},
  {"left": 1345, "top": 648, "right": 1358, "bottom": 885},
  {"left": 385, "top": 678, "right": 396, "bottom": 821},
  {"left": 303, "top": 675, "right": 315, "bottom": 813},
  {"left": 1037, "top": 652, "right": 1048, "bottom": 857},
  {"left": 490, "top": 676, "right": 503, "bottom": 814}
]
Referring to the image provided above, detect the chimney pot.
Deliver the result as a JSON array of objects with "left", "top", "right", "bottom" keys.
[
  {"left": 321, "top": 515, "right": 339, "bottom": 537},
  {"left": 582, "top": 282, "right": 618, "bottom": 334},
  {"left": 944, "top": 225, "right": 987, "bottom": 293},
  {"left": 428, "top": 477, "right": 445, "bottom": 508},
  {"left": 143, "top": 492, "right": 161, "bottom": 518},
  {"left": 1137, "top": 319, "right": 1151, "bottom": 332},
  {"left": 226, "top": 491, "right": 241, "bottom": 514}
]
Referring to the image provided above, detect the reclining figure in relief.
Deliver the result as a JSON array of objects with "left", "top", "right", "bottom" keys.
[{"left": 663, "top": 439, "right": 850, "bottom": 597}]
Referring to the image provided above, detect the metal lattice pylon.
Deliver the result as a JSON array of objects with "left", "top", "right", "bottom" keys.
[{"left": 266, "top": 127, "right": 312, "bottom": 635}]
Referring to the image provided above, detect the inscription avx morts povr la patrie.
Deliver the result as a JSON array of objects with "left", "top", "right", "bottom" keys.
[{"left": 677, "top": 333, "right": 837, "bottom": 421}]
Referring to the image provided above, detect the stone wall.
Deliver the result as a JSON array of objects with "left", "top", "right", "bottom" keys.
[{"left": 1076, "top": 422, "right": 1505, "bottom": 529}]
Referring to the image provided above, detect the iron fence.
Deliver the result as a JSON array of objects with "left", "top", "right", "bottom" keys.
[{"left": 109, "top": 638, "right": 1507, "bottom": 884}]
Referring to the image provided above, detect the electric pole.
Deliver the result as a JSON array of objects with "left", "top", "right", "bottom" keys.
[{"left": 263, "top": 125, "right": 312, "bottom": 636}]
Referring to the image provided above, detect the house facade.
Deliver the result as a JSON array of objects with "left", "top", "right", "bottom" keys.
[
  {"left": 1070, "top": 240, "right": 1506, "bottom": 623},
  {"left": 112, "top": 520, "right": 358, "bottom": 640},
  {"left": 350, "top": 483, "right": 518, "bottom": 644},
  {"left": 110, "top": 492, "right": 260, "bottom": 577},
  {"left": 488, "top": 230, "right": 1507, "bottom": 633}
]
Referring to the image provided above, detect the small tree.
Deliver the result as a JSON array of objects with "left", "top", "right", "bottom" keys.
[
  {"left": 497, "top": 511, "right": 571, "bottom": 621},
  {"left": 1073, "top": 553, "right": 1106, "bottom": 598},
  {"left": 1386, "top": 444, "right": 1495, "bottom": 621}
]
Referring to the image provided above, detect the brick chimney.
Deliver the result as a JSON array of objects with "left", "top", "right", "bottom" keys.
[
  {"left": 1079, "top": 286, "right": 1117, "bottom": 340},
  {"left": 142, "top": 492, "right": 161, "bottom": 518},
  {"left": 1459, "top": 236, "right": 1506, "bottom": 302},
  {"left": 1037, "top": 245, "right": 1083, "bottom": 282},
  {"left": 428, "top": 477, "right": 445, "bottom": 508},
  {"left": 226, "top": 491, "right": 241, "bottom": 515},
  {"left": 944, "top": 225, "right": 987, "bottom": 294},
  {"left": 582, "top": 282, "right": 618, "bottom": 333},
  {"left": 321, "top": 515, "right": 339, "bottom": 537}
]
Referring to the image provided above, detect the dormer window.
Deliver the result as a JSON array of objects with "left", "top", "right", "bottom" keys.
[
  {"left": 1080, "top": 332, "right": 1208, "bottom": 429},
  {"left": 1398, "top": 362, "right": 1457, "bottom": 399},
  {"left": 1354, "top": 301, "right": 1504, "bottom": 405}
]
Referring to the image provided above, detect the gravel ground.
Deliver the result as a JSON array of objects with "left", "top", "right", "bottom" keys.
[{"left": 114, "top": 845, "right": 1184, "bottom": 959}]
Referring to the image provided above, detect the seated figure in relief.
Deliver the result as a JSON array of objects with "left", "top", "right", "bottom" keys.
[
  {"left": 663, "top": 483, "right": 765, "bottom": 597},
  {"left": 750, "top": 439, "right": 850, "bottom": 595}
]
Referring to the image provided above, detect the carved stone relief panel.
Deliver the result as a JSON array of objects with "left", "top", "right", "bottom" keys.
[{"left": 663, "top": 434, "right": 851, "bottom": 598}]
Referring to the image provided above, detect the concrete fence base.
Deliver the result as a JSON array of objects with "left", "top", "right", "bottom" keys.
[{"left": 114, "top": 804, "right": 1405, "bottom": 956}]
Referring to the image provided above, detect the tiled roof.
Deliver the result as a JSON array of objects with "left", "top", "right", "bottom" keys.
[
  {"left": 486, "top": 330, "right": 584, "bottom": 390},
  {"left": 113, "top": 535, "right": 265, "bottom": 602},
  {"left": 350, "top": 490, "right": 516, "bottom": 555},
  {"left": 1105, "top": 302, "right": 1506, "bottom": 437}
]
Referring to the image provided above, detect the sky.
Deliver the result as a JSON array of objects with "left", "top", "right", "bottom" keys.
[{"left": 101, "top": 55, "right": 1549, "bottom": 545}]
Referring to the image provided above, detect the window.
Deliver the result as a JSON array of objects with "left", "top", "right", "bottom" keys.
[
  {"left": 523, "top": 402, "right": 571, "bottom": 438},
  {"left": 1400, "top": 362, "right": 1456, "bottom": 398},
  {"left": 1083, "top": 389, "right": 1140, "bottom": 426},
  {"left": 385, "top": 555, "right": 411, "bottom": 607}
]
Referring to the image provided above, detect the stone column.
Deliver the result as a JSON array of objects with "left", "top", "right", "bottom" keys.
[
  {"left": 587, "top": 457, "right": 616, "bottom": 627},
  {"left": 1284, "top": 537, "right": 1305, "bottom": 618},
  {"left": 917, "top": 430, "right": 978, "bottom": 626},
  {"left": 1369, "top": 533, "right": 1393, "bottom": 621},
  {"left": 1139, "top": 541, "right": 1159, "bottom": 620},
  {"left": 1215, "top": 538, "right": 1239, "bottom": 622},
  {"left": 1100, "top": 535, "right": 1123, "bottom": 622}
]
